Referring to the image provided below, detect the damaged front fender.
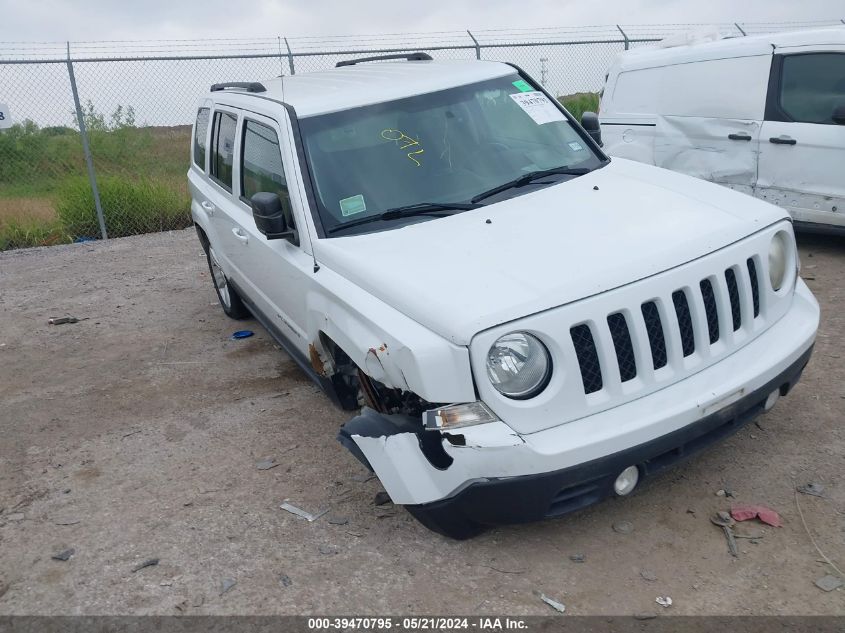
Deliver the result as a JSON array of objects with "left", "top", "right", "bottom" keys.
[{"left": 338, "top": 407, "right": 525, "bottom": 505}]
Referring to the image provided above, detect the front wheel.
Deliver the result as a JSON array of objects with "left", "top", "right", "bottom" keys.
[{"left": 205, "top": 244, "right": 249, "bottom": 319}]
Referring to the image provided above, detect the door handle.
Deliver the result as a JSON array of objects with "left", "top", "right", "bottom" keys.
[
  {"left": 769, "top": 135, "right": 797, "bottom": 145},
  {"left": 200, "top": 201, "right": 215, "bottom": 216},
  {"left": 728, "top": 133, "right": 752, "bottom": 141},
  {"left": 232, "top": 227, "right": 249, "bottom": 244}
]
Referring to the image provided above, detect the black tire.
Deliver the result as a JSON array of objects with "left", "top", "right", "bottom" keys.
[{"left": 201, "top": 238, "right": 250, "bottom": 320}]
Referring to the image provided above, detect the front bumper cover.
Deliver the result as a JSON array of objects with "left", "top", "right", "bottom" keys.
[{"left": 405, "top": 343, "right": 813, "bottom": 539}]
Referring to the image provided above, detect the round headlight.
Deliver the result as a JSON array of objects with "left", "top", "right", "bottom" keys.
[
  {"left": 486, "top": 332, "right": 551, "bottom": 399},
  {"left": 768, "top": 230, "right": 792, "bottom": 291}
]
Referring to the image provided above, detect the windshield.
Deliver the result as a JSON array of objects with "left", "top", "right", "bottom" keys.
[{"left": 299, "top": 73, "right": 605, "bottom": 235}]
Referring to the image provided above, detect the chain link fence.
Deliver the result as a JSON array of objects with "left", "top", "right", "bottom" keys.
[{"left": 1, "top": 20, "right": 842, "bottom": 250}]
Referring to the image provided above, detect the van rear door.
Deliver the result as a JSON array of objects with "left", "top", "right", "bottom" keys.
[{"left": 757, "top": 48, "right": 845, "bottom": 231}]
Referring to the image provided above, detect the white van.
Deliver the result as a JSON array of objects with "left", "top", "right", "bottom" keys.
[{"left": 589, "top": 27, "right": 845, "bottom": 234}]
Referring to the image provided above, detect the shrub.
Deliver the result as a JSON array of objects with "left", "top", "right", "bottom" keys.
[
  {"left": 558, "top": 92, "right": 601, "bottom": 122},
  {"left": 0, "top": 218, "right": 69, "bottom": 251},
  {"left": 55, "top": 176, "right": 191, "bottom": 239}
]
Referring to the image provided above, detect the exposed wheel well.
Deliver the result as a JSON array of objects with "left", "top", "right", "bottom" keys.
[{"left": 317, "top": 332, "right": 435, "bottom": 417}]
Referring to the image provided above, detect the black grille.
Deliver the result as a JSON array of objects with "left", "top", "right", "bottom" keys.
[
  {"left": 747, "top": 258, "right": 760, "bottom": 318},
  {"left": 725, "top": 268, "right": 742, "bottom": 331},
  {"left": 570, "top": 324, "right": 603, "bottom": 394},
  {"left": 699, "top": 279, "right": 720, "bottom": 344},
  {"left": 672, "top": 290, "right": 696, "bottom": 357},
  {"left": 607, "top": 313, "right": 637, "bottom": 382},
  {"left": 641, "top": 301, "right": 667, "bottom": 370}
]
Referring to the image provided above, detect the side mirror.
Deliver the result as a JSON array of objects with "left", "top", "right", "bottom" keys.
[
  {"left": 580, "top": 111, "right": 603, "bottom": 147},
  {"left": 832, "top": 104, "right": 845, "bottom": 125},
  {"left": 250, "top": 192, "right": 296, "bottom": 242}
]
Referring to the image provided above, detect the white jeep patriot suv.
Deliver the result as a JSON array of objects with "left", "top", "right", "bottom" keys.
[{"left": 188, "top": 52, "right": 819, "bottom": 539}]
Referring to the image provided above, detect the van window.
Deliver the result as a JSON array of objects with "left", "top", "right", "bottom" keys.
[
  {"left": 241, "top": 120, "right": 287, "bottom": 201},
  {"left": 779, "top": 53, "right": 845, "bottom": 124},
  {"left": 193, "top": 108, "right": 210, "bottom": 169},
  {"left": 210, "top": 111, "right": 237, "bottom": 190}
]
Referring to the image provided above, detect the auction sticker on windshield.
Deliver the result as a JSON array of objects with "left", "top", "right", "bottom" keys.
[
  {"left": 509, "top": 91, "right": 565, "bottom": 125},
  {"left": 340, "top": 194, "right": 367, "bottom": 217},
  {"left": 0, "top": 103, "right": 10, "bottom": 129}
]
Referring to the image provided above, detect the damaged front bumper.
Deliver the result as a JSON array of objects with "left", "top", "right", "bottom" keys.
[{"left": 338, "top": 282, "right": 818, "bottom": 538}]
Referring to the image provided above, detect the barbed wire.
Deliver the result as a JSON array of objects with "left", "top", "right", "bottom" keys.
[{"left": 1, "top": 19, "right": 841, "bottom": 60}]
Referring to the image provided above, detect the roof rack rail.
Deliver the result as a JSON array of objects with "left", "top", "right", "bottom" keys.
[
  {"left": 210, "top": 81, "right": 266, "bottom": 93},
  {"left": 336, "top": 52, "right": 433, "bottom": 68}
]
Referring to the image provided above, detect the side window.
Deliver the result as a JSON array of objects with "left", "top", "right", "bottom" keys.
[
  {"left": 779, "top": 53, "right": 845, "bottom": 124},
  {"left": 241, "top": 120, "right": 287, "bottom": 200},
  {"left": 241, "top": 120, "right": 295, "bottom": 227},
  {"left": 210, "top": 110, "right": 237, "bottom": 190},
  {"left": 193, "top": 107, "right": 209, "bottom": 169}
]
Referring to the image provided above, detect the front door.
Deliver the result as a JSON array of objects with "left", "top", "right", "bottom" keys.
[
  {"left": 227, "top": 111, "right": 313, "bottom": 351},
  {"left": 757, "top": 50, "right": 845, "bottom": 229}
]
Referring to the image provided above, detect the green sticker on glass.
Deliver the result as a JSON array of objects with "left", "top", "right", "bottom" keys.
[
  {"left": 339, "top": 194, "right": 366, "bottom": 217},
  {"left": 512, "top": 79, "right": 533, "bottom": 92}
]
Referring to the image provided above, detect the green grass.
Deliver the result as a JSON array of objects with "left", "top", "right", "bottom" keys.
[
  {"left": 558, "top": 92, "right": 601, "bottom": 122},
  {"left": 0, "top": 111, "right": 192, "bottom": 250},
  {"left": 0, "top": 218, "right": 70, "bottom": 251},
  {"left": 56, "top": 176, "right": 191, "bottom": 240}
]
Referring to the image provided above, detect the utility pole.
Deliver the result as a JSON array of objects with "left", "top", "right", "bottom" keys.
[{"left": 540, "top": 57, "right": 548, "bottom": 86}]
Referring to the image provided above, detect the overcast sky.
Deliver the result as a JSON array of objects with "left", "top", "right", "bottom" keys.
[{"left": 1, "top": 0, "right": 843, "bottom": 42}]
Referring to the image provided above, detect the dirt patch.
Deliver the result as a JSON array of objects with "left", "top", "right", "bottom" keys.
[
  {"left": 0, "top": 229, "right": 842, "bottom": 615},
  {"left": 0, "top": 196, "right": 57, "bottom": 224}
]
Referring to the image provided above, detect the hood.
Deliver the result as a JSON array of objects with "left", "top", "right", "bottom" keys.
[{"left": 314, "top": 158, "right": 787, "bottom": 346}]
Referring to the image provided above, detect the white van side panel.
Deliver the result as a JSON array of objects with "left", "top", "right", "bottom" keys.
[
  {"left": 653, "top": 116, "right": 760, "bottom": 194},
  {"left": 609, "top": 55, "right": 769, "bottom": 119},
  {"left": 601, "top": 54, "right": 771, "bottom": 193}
]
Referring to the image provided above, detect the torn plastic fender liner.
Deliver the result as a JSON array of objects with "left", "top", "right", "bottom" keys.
[
  {"left": 340, "top": 408, "right": 526, "bottom": 505},
  {"left": 336, "top": 407, "right": 420, "bottom": 472},
  {"left": 338, "top": 408, "right": 454, "bottom": 475}
]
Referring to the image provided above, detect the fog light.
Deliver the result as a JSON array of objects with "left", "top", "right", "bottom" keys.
[
  {"left": 614, "top": 466, "right": 640, "bottom": 496},
  {"left": 764, "top": 389, "right": 780, "bottom": 412}
]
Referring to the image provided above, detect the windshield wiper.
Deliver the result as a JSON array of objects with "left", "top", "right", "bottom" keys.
[
  {"left": 470, "top": 166, "right": 591, "bottom": 203},
  {"left": 327, "top": 201, "right": 482, "bottom": 234}
]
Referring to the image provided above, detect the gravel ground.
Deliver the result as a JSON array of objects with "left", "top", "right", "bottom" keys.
[{"left": 0, "top": 228, "right": 842, "bottom": 615}]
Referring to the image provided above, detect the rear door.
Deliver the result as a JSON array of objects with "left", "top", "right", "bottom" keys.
[
  {"left": 206, "top": 107, "right": 248, "bottom": 284},
  {"left": 757, "top": 50, "right": 845, "bottom": 229}
]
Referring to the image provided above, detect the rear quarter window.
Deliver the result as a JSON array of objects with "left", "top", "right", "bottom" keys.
[{"left": 193, "top": 108, "right": 210, "bottom": 169}]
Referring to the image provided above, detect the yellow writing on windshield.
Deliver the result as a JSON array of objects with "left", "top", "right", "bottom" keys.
[{"left": 381, "top": 129, "right": 424, "bottom": 167}]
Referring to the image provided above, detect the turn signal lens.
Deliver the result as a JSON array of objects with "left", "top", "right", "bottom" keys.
[{"left": 424, "top": 401, "right": 500, "bottom": 431}]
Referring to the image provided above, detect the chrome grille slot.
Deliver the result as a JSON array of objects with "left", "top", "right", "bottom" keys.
[
  {"left": 724, "top": 268, "right": 742, "bottom": 331},
  {"left": 699, "top": 279, "right": 720, "bottom": 344},
  {"left": 747, "top": 258, "right": 760, "bottom": 318},
  {"left": 641, "top": 301, "right": 667, "bottom": 370},
  {"left": 570, "top": 324, "right": 603, "bottom": 394},
  {"left": 607, "top": 312, "right": 637, "bottom": 382},
  {"left": 672, "top": 290, "right": 696, "bottom": 357}
]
